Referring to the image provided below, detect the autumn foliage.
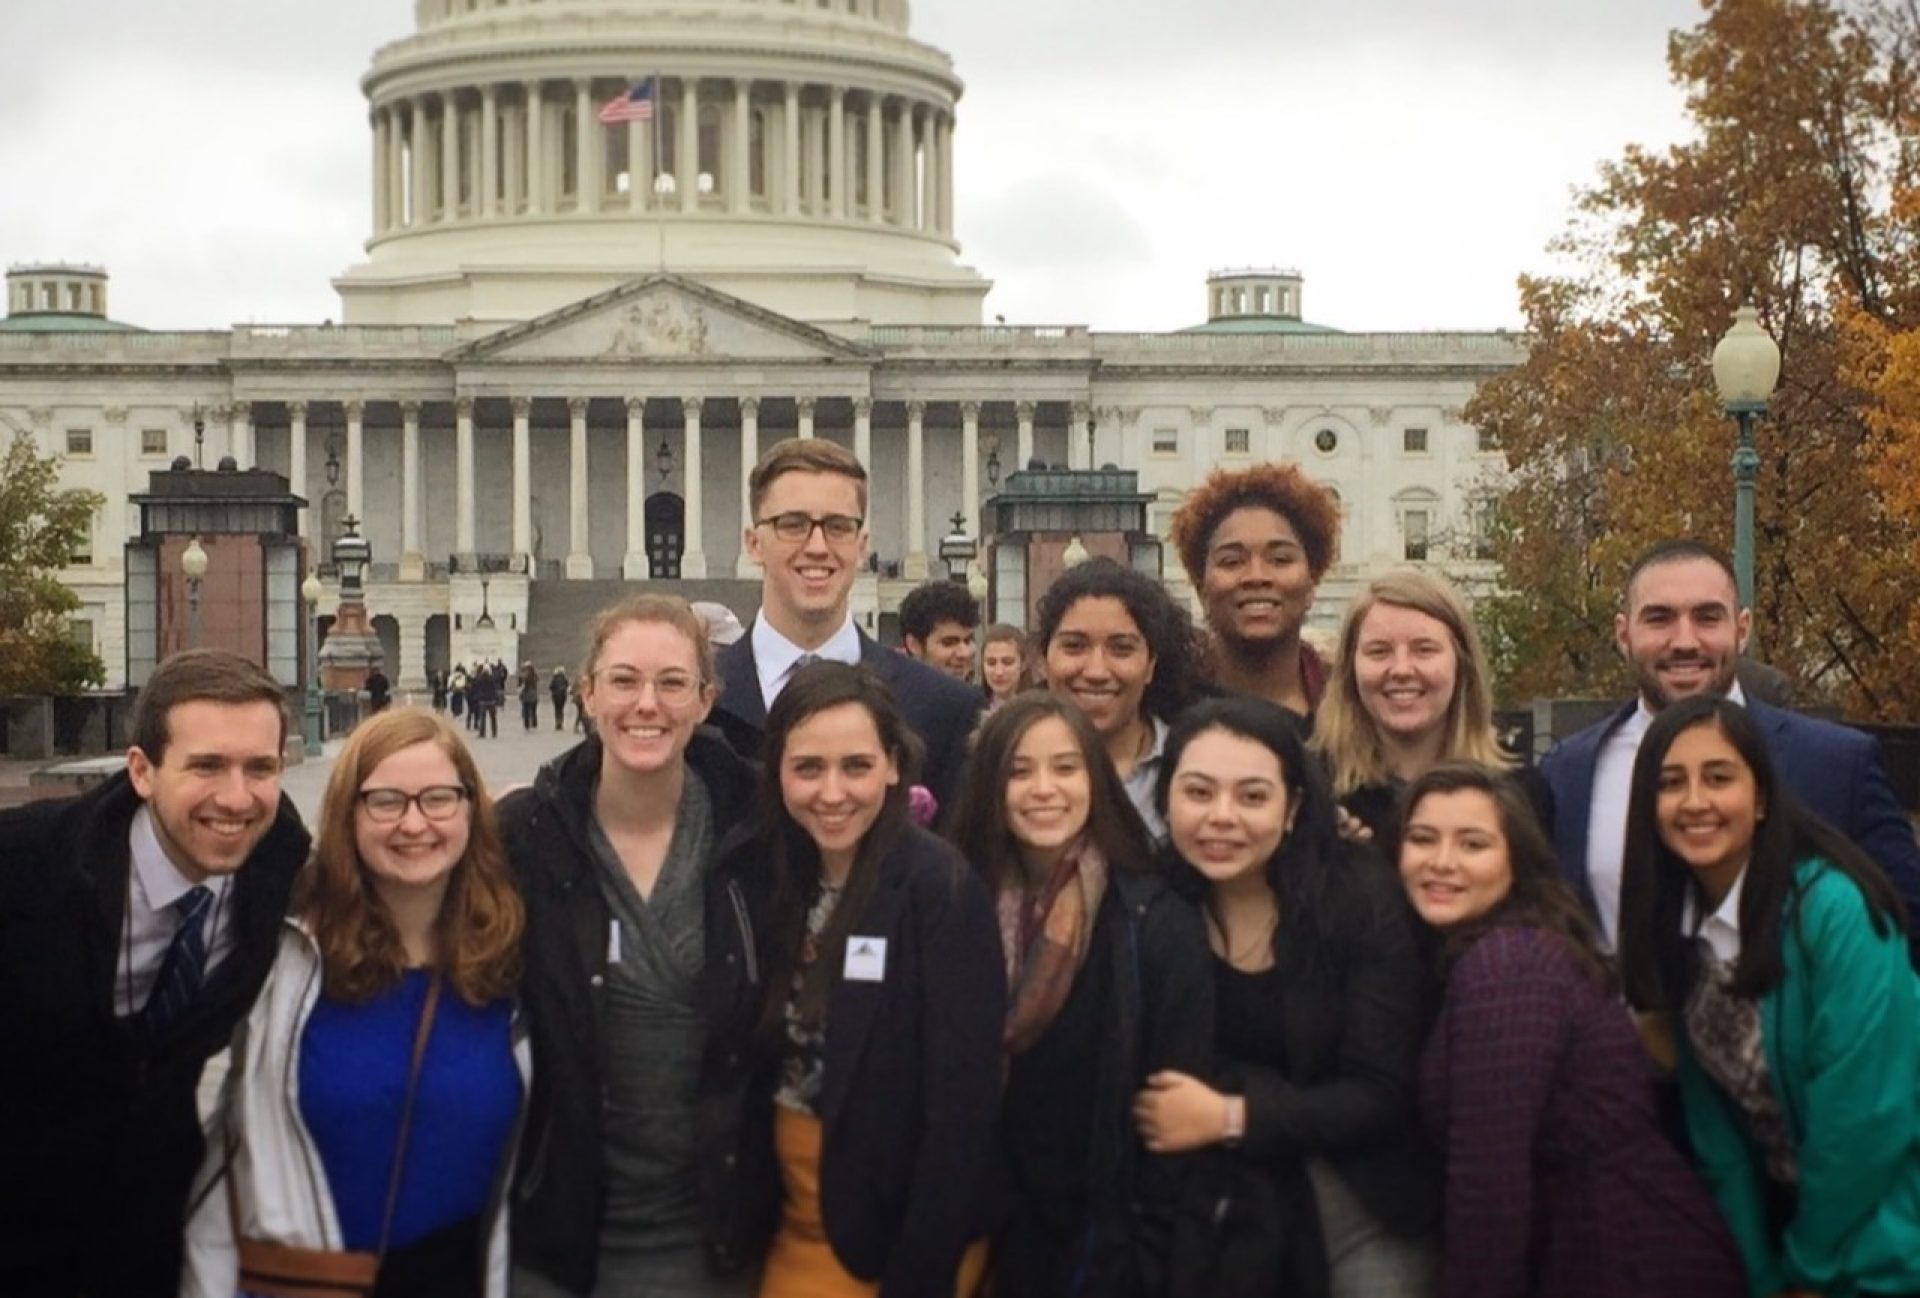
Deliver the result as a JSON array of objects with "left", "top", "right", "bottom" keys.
[{"left": 1468, "top": 0, "right": 1920, "bottom": 719}]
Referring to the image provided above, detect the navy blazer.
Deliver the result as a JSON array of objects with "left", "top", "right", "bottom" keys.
[
  {"left": 1539, "top": 697, "right": 1920, "bottom": 965},
  {"left": 710, "top": 624, "right": 985, "bottom": 818}
]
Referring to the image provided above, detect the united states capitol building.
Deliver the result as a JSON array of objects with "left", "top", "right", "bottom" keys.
[{"left": 2, "top": 0, "right": 1524, "bottom": 691}]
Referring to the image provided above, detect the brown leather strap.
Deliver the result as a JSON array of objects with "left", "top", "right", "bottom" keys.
[
  {"left": 236, "top": 1236, "right": 379, "bottom": 1297},
  {"left": 375, "top": 971, "right": 444, "bottom": 1259}
]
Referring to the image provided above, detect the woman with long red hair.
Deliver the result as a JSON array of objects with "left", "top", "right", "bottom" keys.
[{"left": 185, "top": 708, "right": 526, "bottom": 1298}]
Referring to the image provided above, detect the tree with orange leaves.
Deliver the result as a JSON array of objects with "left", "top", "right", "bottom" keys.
[{"left": 1471, "top": 0, "right": 1920, "bottom": 719}]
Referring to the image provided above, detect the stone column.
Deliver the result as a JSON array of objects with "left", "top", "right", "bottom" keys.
[
  {"left": 412, "top": 98, "right": 434, "bottom": 227},
  {"left": 629, "top": 93, "right": 650, "bottom": 211},
  {"left": 1016, "top": 400, "right": 1036, "bottom": 472},
  {"left": 624, "top": 397, "right": 648, "bottom": 578},
  {"left": 372, "top": 109, "right": 389, "bottom": 232},
  {"left": 567, "top": 397, "right": 593, "bottom": 577},
  {"left": 678, "top": 78, "right": 699, "bottom": 213},
  {"left": 730, "top": 80, "right": 752, "bottom": 215},
  {"left": 853, "top": 397, "right": 875, "bottom": 544},
  {"left": 289, "top": 401, "right": 310, "bottom": 542},
  {"left": 937, "top": 113, "right": 954, "bottom": 234},
  {"left": 681, "top": 397, "right": 707, "bottom": 578},
  {"left": 865, "top": 98, "right": 885, "bottom": 222},
  {"left": 455, "top": 398, "right": 476, "bottom": 557},
  {"left": 389, "top": 106, "right": 407, "bottom": 226},
  {"left": 511, "top": 397, "right": 532, "bottom": 560},
  {"left": 480, "top": 85, "right": 499, "bottom": 217},
  {"left": 400, "top": 401, "right": 424, "bottom": 579},
  {"left": 440, "top": 93, "right": 459, "bottom": 221},
  {"left": 575, "top": 79, "right": 598, "bottom": 212},
  {"left": 905, "top": 400, "right": 927, "bottom": 578},
  {"left": 894, "top": 104, "right": 916, "bottom": 228},
  {"left": 343, "top": 400, "right": 366, "bottom": 525},
  {"left": 525, "top": 82, "right": 546, "bottom": 215},
  {"left": 1070, "top": 402, "right": 1091, "bottom": 471},
  {"left": 796, "top": 396, "right": 815, "bottom": 441},
  {"left": 828, "top": 87, "right": 847, "bottom": 220},
  {"left": 923, "top": 112, "right": 939, "bottom": 235},
  {"left": 961, "top": 400, "right": 981, "bottom": 535},
  {"left": 229, "top": 401, "right": 253, "bottom": 468},
  {"left": 782, "top": 82, "right": 801, "bottom": 214},
  {"left": 736, "top": 396, "right": 759, "bottom": 577}
]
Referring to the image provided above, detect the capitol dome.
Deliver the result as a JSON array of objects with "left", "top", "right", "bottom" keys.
[{"left": 336, "top": 0, "right": 989, "bottom": 327}]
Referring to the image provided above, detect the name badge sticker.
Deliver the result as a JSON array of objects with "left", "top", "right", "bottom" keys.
[
  {"left": 844, "top": 936, "right": 887, "bottom": 983},
  {"left": 608, "top": 919, "right": 623, "bottom": 965}
]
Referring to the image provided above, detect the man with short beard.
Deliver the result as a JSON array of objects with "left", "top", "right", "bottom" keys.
[
  {"left": 1540, "top": 538, "right": 1920, "bottom": 962},
  {"left": 1167, "top": 463, "right": 1342, "bottom": 720},
  {"left": 0, "top": 649, "right": 311, "bottom": 1296}
]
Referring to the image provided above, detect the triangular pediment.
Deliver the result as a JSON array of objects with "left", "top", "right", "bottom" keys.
[{"left": 449, "top": 275, "right": 874, "bottom": 364}]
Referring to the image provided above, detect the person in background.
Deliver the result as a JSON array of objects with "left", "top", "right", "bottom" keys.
[
  {"left": 1168, "top": 463, "right": 1342, "bottom": 720},
  {"left": 430, "top": 668, "right": 449, "bottom": 714},
  {"left": 503, "top": 595, "right": 770, "bottom": 1298},
  {"left": 981, "top": 624, "right": 1030, "bottom": 711},
  {"left": 549, "top": 667, "right": 571, "bottom": 732},
  {"left": 1313, "top": 569, "right": 1536, "bottom": 861},
  {"left": 367, "top": 665, "right": 393, "bottom": 714},
  {"left": 518, "top": 662, "right": 541, "bottom": 732},
  {"left": 743, "top": 662, "right": 1005, "bottom": 1298},
  {"left": 1133, "top": 696, "right": 1438, "bottom": 1297},
  {"left": 1398, "top": 761, "right": 1740, "bottom": 1298},
  {"left": 1618, "top": 696, "right": 1920, "bottom": 1298},
  {"left": 470, "top": 664, "right": 499, "bottom": 740},
  {"left": 0, "top": 650, "right": 310, "bottom": 1298},
  {"left": 898, "top": 580, "right": 981, "bottom": 683},
  {"left": 951, "top": 694, "right": 1211, "bottom": 1296},
  {"left": 691, "top": 600, "right": 748, "bottom": 650},
  {"left": 185, "top": 708, "right": 526, "bottom": 1298},
  {"left": 1034, "top": 556, "right": 1198, "bottom": 841}
]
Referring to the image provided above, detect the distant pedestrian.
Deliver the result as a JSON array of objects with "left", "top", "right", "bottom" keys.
[
  {"left": 571, "top": 679, "right": 588, "bottom": 735},
  {"left": 470, "top": 665, "right": 499, "bottom": 739},
  {"left": 429, "top": 668, "right": 449, "bottom": 713},
  {"left": 548, "top": 668, "right": 570, "bottom": 730},
  {"left": 518, "top": 662, "right": 541, "bottom": 731},
  {"left": 365, "top": 667, "right": 392, "bottom": 714},
  {"left": 450, "top": 665, "right": 469, "bottom": 723}
]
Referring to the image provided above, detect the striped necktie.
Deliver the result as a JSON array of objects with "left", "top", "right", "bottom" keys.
[{"left": 138, "top": 885, "right": 214, "bottom": 1041}]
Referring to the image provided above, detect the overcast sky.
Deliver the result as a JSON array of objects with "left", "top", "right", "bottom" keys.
[{"left": 0, "top": 0, "right": 1702, "bottom": 333}]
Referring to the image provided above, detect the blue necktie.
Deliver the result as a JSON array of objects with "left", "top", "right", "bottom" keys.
[{"left": 138, "top": 885, "right": 214, "bottom": 1041}]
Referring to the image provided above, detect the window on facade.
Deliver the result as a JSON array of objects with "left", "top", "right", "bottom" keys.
[
  {"left": 1224, "top": 427, "right": 1251, "bottom": 455},
  {"left": 1476, "top": 426, "right": 1502, "bottom": 454},
  {"left": 1403, "top": 427, "right": 1429, "bottom": 454},
  {"left": 66, "top": 429, "right": 93, "bottom": 455},
  {"left": 67, "top": 618, "right": 94, "bottom": 651},
  {"left": 142, "top": 428, "right": 168, "bottom": 456},
  {"left": 1470, "top": 498, "right": 1497, "bottom": 559},
  {"left": 70, "top": 516, "right": 93, "bottom": 565},
  {"left": 1314, "top": 428, "right": 1338, "bottom": 454},
  {"left": 1403, "top": 509, "right": 1431, "bottom": 561},
  {"left": 1152, "top": 428, "right": 1179, "bottom": 455}
]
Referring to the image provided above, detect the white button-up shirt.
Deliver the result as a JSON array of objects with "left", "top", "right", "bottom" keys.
[
  {"left": 115, "top": 806, "right": 236, "bottom": 1016},
  {"left": 753, "top": 614, "right": 862, "bottom": 712}
]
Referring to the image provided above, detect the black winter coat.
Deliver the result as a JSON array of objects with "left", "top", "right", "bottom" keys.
[
  {"left": 0, "top": 773, "right": 309, "bottom": 1297},
  {"left": 499, "top": 731, "right": 775, "bottom": 1296}
]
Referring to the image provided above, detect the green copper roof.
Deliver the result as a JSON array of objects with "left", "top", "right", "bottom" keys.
[
  {"left": 1180, "top": 316, "right": 1343, "bottom": 335},
  {"left": 0, "top": 312, "right": 146, "bottom": 333}
]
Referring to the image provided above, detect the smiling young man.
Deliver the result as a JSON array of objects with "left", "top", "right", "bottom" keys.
[
  {"left": 1540, "top": 538, "right": 1920, "bottom": 962},
  {"left": 711, "top": 437, "right": 983, "bottom": 816},
  {"left": 898, "top": 579, "right": 981, "bottom": 682},
  {"left": 0, "top": 649, "right": 311, "bottom": 1297}
]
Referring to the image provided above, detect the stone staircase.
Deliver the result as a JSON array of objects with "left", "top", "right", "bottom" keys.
[{"left": 520, "top": 578, "right": 763, "bottom": 673}]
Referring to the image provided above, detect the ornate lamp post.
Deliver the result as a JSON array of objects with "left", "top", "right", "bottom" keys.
[
  {"left": 938, "top": 511, "right": 977, "bottom": 583},
  {"left": 301, "top": 571, "right": 324, "bottom": 756},
  {"left": 1710, "top": 303, "right": 1782, "bottom": 610},
  {"left": 180, "top": 536, "right": 209, "bottom": 648}
]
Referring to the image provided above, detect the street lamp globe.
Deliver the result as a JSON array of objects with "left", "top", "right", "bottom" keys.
[
  {"left": 1062, "top": 535, "right": 1090, "bottom": 568},
  {"left": 301, "top": 571, "right": 323, "bottom": 607},
  {"left": 180, "top": 536, "right": 210, "bottom": 580},
  {"left": 1711, "top": 304, "right": 1781, "bottom": 411}
]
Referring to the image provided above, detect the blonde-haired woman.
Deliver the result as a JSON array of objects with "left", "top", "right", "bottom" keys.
[
  {"left": 1313, "top": 570, "right": 1528, "bottom": 860},
  {"left": 502, "top": 594, "right": 770, "bottom": 1298},
  {"left": 185, "top": 708, "right": 526, "bottom": 1298}
]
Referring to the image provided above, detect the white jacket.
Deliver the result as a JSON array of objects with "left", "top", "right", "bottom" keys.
[{"left": 181, "top": 920, "right": 531, "bottom": 1298}]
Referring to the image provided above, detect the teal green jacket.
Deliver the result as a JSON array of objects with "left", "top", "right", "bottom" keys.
[{"left": 1677, "top": 861, "right": 1920, "bottom": 1298}]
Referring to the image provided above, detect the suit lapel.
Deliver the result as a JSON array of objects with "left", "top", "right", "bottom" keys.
[
  {"left": 1554, "top": 702, "right": 1636, "bottom": 899},
  {"left": 715, "top": 634, "right": 768, "bottom": 732},
  {"left": 819, "top": 846, "right": 911, "bottom": 1130}
]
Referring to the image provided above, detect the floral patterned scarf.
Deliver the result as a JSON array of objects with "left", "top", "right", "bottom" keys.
[{"left": 996, "top": 836, "right": 1108, "bottom": 1056}]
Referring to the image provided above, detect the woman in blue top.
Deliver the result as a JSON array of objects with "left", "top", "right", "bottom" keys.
[
  {"left": 185, "top": 708, "right": 526, "bottom": 1298},
  {"left": 1618, "top": 694, "right": 1920, "bottom": 1298}
]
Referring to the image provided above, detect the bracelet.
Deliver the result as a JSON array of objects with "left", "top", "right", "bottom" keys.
[{"left": 1221, "top": 1095, "right": 1245, "bottom": 1146}]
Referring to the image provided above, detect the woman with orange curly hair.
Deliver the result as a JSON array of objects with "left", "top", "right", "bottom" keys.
[
  {"left": 185, "top": 708, "right": 526, "bottom": 1298},
  {"left": 1168, "top": 463, "right": 1342, "bottom": 719}
]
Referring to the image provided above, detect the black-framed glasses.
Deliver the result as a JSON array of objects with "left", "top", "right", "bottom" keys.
[
  {"left": 357, "top": 785, "right": 470, "bottom": 823},
  {"left": 755, "top": 512, "right": 863, "bottom": 544}
]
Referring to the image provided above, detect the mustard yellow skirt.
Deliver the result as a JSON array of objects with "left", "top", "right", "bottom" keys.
[{"left": 759, "top": 1107, "right": 990, "bottom": 1298}]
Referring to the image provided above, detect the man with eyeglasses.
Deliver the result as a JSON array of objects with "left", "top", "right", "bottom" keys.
[
  {"left": 712, "top": 437, "right": 984, "bottom": 814},
  {"left": 0, "top": 649, "right": 311, "bottom": 1297}
]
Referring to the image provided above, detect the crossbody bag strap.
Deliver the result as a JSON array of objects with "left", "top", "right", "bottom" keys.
[{"left": 373, "top": 971, "right": 444, "bottom": 1261}]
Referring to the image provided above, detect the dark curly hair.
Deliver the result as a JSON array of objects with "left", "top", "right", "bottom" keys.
[
  {"left": 1168, "top": 462, "right": 1342, "bottom": 586},
  {"left": 898, "top": 579, "right": 981, "bottom": 644},
  {"left": 1033, "top": 557, "right": 1197, "bottom": 724}
]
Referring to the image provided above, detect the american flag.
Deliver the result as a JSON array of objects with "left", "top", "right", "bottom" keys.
[{"left": 599, "top": 80, "right": 656, "bottom": 125}]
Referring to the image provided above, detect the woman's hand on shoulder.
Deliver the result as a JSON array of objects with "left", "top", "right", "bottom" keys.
[{"left": 1133, "top": 1070, "right": 1234, "bottom": 1153}]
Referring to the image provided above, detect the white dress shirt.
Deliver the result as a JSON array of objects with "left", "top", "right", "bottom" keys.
[
  {"left": 753, "top": 613, "right": 863, "bottom": 711},
  {"left": 1682, "top": 867, "right": 1747, "bottom": 963},
  {"left": 115, "top": 806, "right": 236, "bottom": 1016},
  {"left": 1586, "top": 681, "right": 1747, "bottom": 948}
]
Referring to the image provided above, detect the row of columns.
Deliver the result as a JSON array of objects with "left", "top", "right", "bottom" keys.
[
  {"left": 243, "top": 395, "right": 1070, "bottom": 581},
  {"left": 371, "top": 76, "right": 955, "bottom": 236}
]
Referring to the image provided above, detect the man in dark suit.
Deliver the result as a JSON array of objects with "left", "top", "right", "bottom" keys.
[
  {"left": 1540, "top": 539, "right": 1920, "bottom": 963},
  {"left": 711, "top": 437, "right": 984, "bottom": 814},
  {"left": 0, "top": 649, "right": 311, "bottom": 1296}
]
